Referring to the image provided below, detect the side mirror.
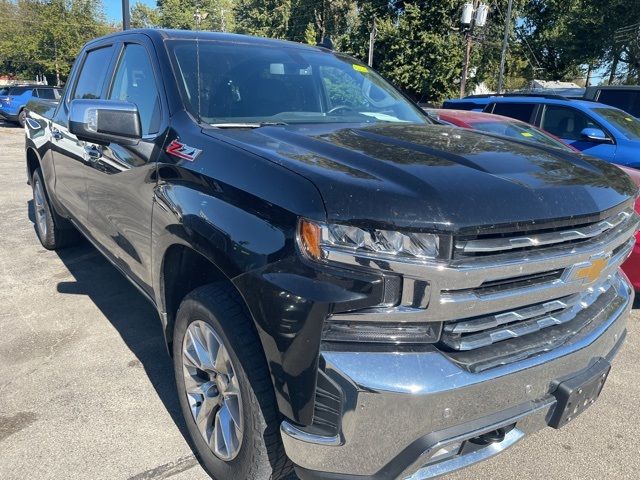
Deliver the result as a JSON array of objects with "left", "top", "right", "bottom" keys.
[
  {"left": 580, "top": 127, "right": 610, "bottom": 143},
  {"left": 69, "top": 99, "right": 141, "bottom": 146}
]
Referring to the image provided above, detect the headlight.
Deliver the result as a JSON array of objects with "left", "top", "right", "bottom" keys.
[{"left": 298, "top": 219, "right": 440, "bottom": 262}]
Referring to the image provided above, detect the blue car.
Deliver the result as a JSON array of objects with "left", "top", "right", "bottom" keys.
[
  {"left": 444, "top": 95, "right": 640, "bottom": 168},
  {"left": 0, "top": 85, "right": 61, "bottom": 126}
]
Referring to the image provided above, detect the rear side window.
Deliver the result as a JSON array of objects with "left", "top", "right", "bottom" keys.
[
  {"left": 541, "top": 105, "right": 601, "bottom": 141},
  {"left": 489, "top": 102, "right": 536, "bottom": 123},
  {"left": 37, "top": 88, "right": 60, "bottom": 100},
  {"left": 597, "top": 90, "right": 640, "bottom": 117},
  {"left": 73, "top": 46, "right": 114, "bottom": 100},
  {"left": 108, "top": 44, "right": 161, "bottom": 135}
]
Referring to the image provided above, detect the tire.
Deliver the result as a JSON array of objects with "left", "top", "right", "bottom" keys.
[
  {"left": 173, "top": 283, "right": 292, "bottom": 480},
  {"left": 17, "top": 109, "right": 26, "bottom": 127},
  {"left": 32, "top": 168, "right": 80, "bottom": 250}
]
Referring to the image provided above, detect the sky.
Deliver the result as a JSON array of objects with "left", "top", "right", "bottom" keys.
[{"left": 103, "top": 0, "right": 155, "bottom": 22}]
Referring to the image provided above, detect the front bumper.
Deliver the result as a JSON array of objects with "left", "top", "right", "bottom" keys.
[{"left": 282, "top": 271, "right": 632, "bottom": 480}]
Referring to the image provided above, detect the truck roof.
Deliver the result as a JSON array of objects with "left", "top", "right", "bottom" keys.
[{"left": 88, "top": 28, "right": 328, "bottom": 53}]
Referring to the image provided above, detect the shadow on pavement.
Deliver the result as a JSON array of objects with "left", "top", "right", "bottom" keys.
[
  {"left": 26, "top": 199, "right": 195, "bottom": 454},
  {"left": 27, "top": 191, "right": 303, "bottom": 478},
  {"left": 0, "top": 119, "right": 20, "bottom": 129}
]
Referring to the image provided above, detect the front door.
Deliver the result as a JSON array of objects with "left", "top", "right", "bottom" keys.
[
  {"left": 84, "top": 41, "right": 165, "bottom": 293},
  {"left": 539, "top": 105, "right": 617, "bottom": 161},
  {"left": 50, "top": 45, "right": 116, "bottom": 223}
]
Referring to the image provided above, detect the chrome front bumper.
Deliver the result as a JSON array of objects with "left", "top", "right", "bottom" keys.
[{"left": 282, "top": 272, "right": 632, "bottom": 480}]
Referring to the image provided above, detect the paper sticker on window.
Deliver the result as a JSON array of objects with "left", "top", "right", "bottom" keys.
[
  {"left": 352, "top": 64, "right": 368, "bottom": 73},
  {"left": 521, "top": 132, "right": 533, "bottom": 137}
]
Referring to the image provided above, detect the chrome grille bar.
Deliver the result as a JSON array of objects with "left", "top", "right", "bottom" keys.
[
  {"left": 444, "top": 294, "right": 580, "bottom": 334},
  {"left": 456, "top": 209, "right": 632, "bottom": 254},
  {"left": 441, "top": 281, "right": 613, "bottom": 351}
]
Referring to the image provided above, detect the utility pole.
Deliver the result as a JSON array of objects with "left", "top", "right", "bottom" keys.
[
  {"left": 220, "top": 8, "right": 226, "bottom": 32},
  {"left": 194, "top": 8, "right": 208, "bottom": 30},
  {"left": 459, "top": 1, "right": 488, "bottom": 98},
  {"left": 368, "top": 16, "right": 377, "bottom": 67},
  {"left": 460, "top": 30, "right": 473, "bottom": 98},
  {"left": 496, "top": 0, "right": 513, "bottom": 94},
  {"left": 122, "top": 0, "right": 130, "bottom": 30}
]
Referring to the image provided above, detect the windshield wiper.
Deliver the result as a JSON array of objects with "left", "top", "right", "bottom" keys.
[{"left": 209, "top": 121, "right": 288, "bottom": 128}]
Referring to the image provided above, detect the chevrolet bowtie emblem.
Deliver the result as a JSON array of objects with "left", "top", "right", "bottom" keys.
[{"left": 572, "top": 257, "right": 609, "bottom": 284}]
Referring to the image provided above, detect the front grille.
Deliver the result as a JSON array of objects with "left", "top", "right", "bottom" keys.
[
  {"left": 440, "top": 281, "right": 611, "bottom": 351},
  {"left": 439, "top": 275, "right": 626, "bottom": 372},
  {"left": 455, "top": 208, "right": 632, "bottom": 258},
  {"left": 430, "top": 204, "right": 638, "bottom": 370}
]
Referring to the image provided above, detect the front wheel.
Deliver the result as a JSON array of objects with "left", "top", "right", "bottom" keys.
[{"left": 173, "top": 283, "right": 292, "bottom": 480}]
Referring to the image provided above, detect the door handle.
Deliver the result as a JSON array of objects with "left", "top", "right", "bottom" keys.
[
  {"left": 84, "top": 145, "right": 102, "bottom": 162},
  {"left": 51, "top": 129, "right": 62, "bottom": 140}
]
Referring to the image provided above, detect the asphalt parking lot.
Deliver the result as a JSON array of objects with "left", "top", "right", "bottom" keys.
[{"left": 0, "top": 119, "right": 639, "bottom": 480}]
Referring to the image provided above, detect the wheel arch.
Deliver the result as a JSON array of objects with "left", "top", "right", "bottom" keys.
[
  {"left": 26, "top": 145, "right": 41, "bottom": 184},
  {"left": 158, "top": 242, "right": 253, "bottom": 355}
]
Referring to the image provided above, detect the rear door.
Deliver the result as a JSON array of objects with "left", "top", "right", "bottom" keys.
[
  {"left": 84, "top": 39, "right": 166, "bottom": 292},
  {"left": 50, "top": 44, "right": 116, "bottom": 223},
  {"left": 538, "top": 104, "right": 616, "bottom": 161}
]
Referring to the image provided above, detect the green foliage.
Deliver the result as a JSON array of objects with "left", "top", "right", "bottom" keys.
[
  {"left": 303, "top": 22, "right": 316, "bottom": 45},
  {"left": 234, "top": 0, "right": 291, "bottom": 38},
  {"left": 0, "top": 0, "right": 112, "bottom": 84},
  {"left": 131, "top": 2, "right": 160, "bottom": 28},
  {"left": 157, "top": 0, "right": 235, "bottom": 31}
]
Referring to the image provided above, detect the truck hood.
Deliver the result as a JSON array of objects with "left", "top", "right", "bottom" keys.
[{"left": 204, "top": 123, "right": 636, "bottom": 232}]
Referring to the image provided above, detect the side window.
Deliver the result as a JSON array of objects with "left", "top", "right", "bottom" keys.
[
  {"left": 73, "top": 46, "right": 114, "bottom": 100},
  {"left": 541, "top": 106, "right": 600, "bottom": 141},
  {"left": 597, "top": 90, "right": 629, "bottom": 111},
  {"left": 37, "top": 89, "right": 57, "bottom": 100},
  {"left": 491, "top": 103, "right": 536, "bottom": 123},
  {"left": 108, "top": 44, "right": 161, "bottom": 135}
]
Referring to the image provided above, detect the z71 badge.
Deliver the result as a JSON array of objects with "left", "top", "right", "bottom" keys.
[{"left": 166, "top": 139, "right": 202, "bottom": 161}]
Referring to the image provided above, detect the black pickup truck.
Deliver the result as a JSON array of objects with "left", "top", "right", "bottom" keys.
[{"left": 25, "top": 29, "right": 638, "bottom": 480}]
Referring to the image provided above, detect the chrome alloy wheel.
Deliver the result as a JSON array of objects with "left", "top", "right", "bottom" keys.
[
  {"left": 33, "top": 178, "right": 48, "bottom": 238},
  {"left": 182, "top": 320, "right": 243, "bottom": 460}
]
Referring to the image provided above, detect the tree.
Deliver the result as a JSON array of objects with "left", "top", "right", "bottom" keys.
[
  {"left": 343, "top": 1, "right": 467, "bottom": 102},
  {"left": 234, "top": 0, "right": 291, "bottom": 38},
  {"left": 131, "top": 2, "right": 160, "bottom": 28},
  {"left": 157, "top": 0, "right": 235, "bottom": 31},
  {"left": 287, "top": 0, "right": 355, "bottom": 46},
  {"left": 0, "top": 0, "right": 111, "bottom": 84}
]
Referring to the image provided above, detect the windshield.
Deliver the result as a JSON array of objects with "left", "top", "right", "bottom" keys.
[
  {"left": 167, "top": 40, "right": 427, "bottom": 126},
  {"left": 469, "top": 120, "right": 574, "bottom": 151},
  {"left": 592, "top": 107, "right": 640, "bottom": 140}
]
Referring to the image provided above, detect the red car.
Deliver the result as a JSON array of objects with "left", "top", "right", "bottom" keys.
[
  {"left": 430, "top": 109, "right": 640, "bottom": 289},
  {"left": 428, "top": 109, "right": 579, "bottom": 152},
  {"left": 618, "top": 166, "right": 640, "bottom": 290}
]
